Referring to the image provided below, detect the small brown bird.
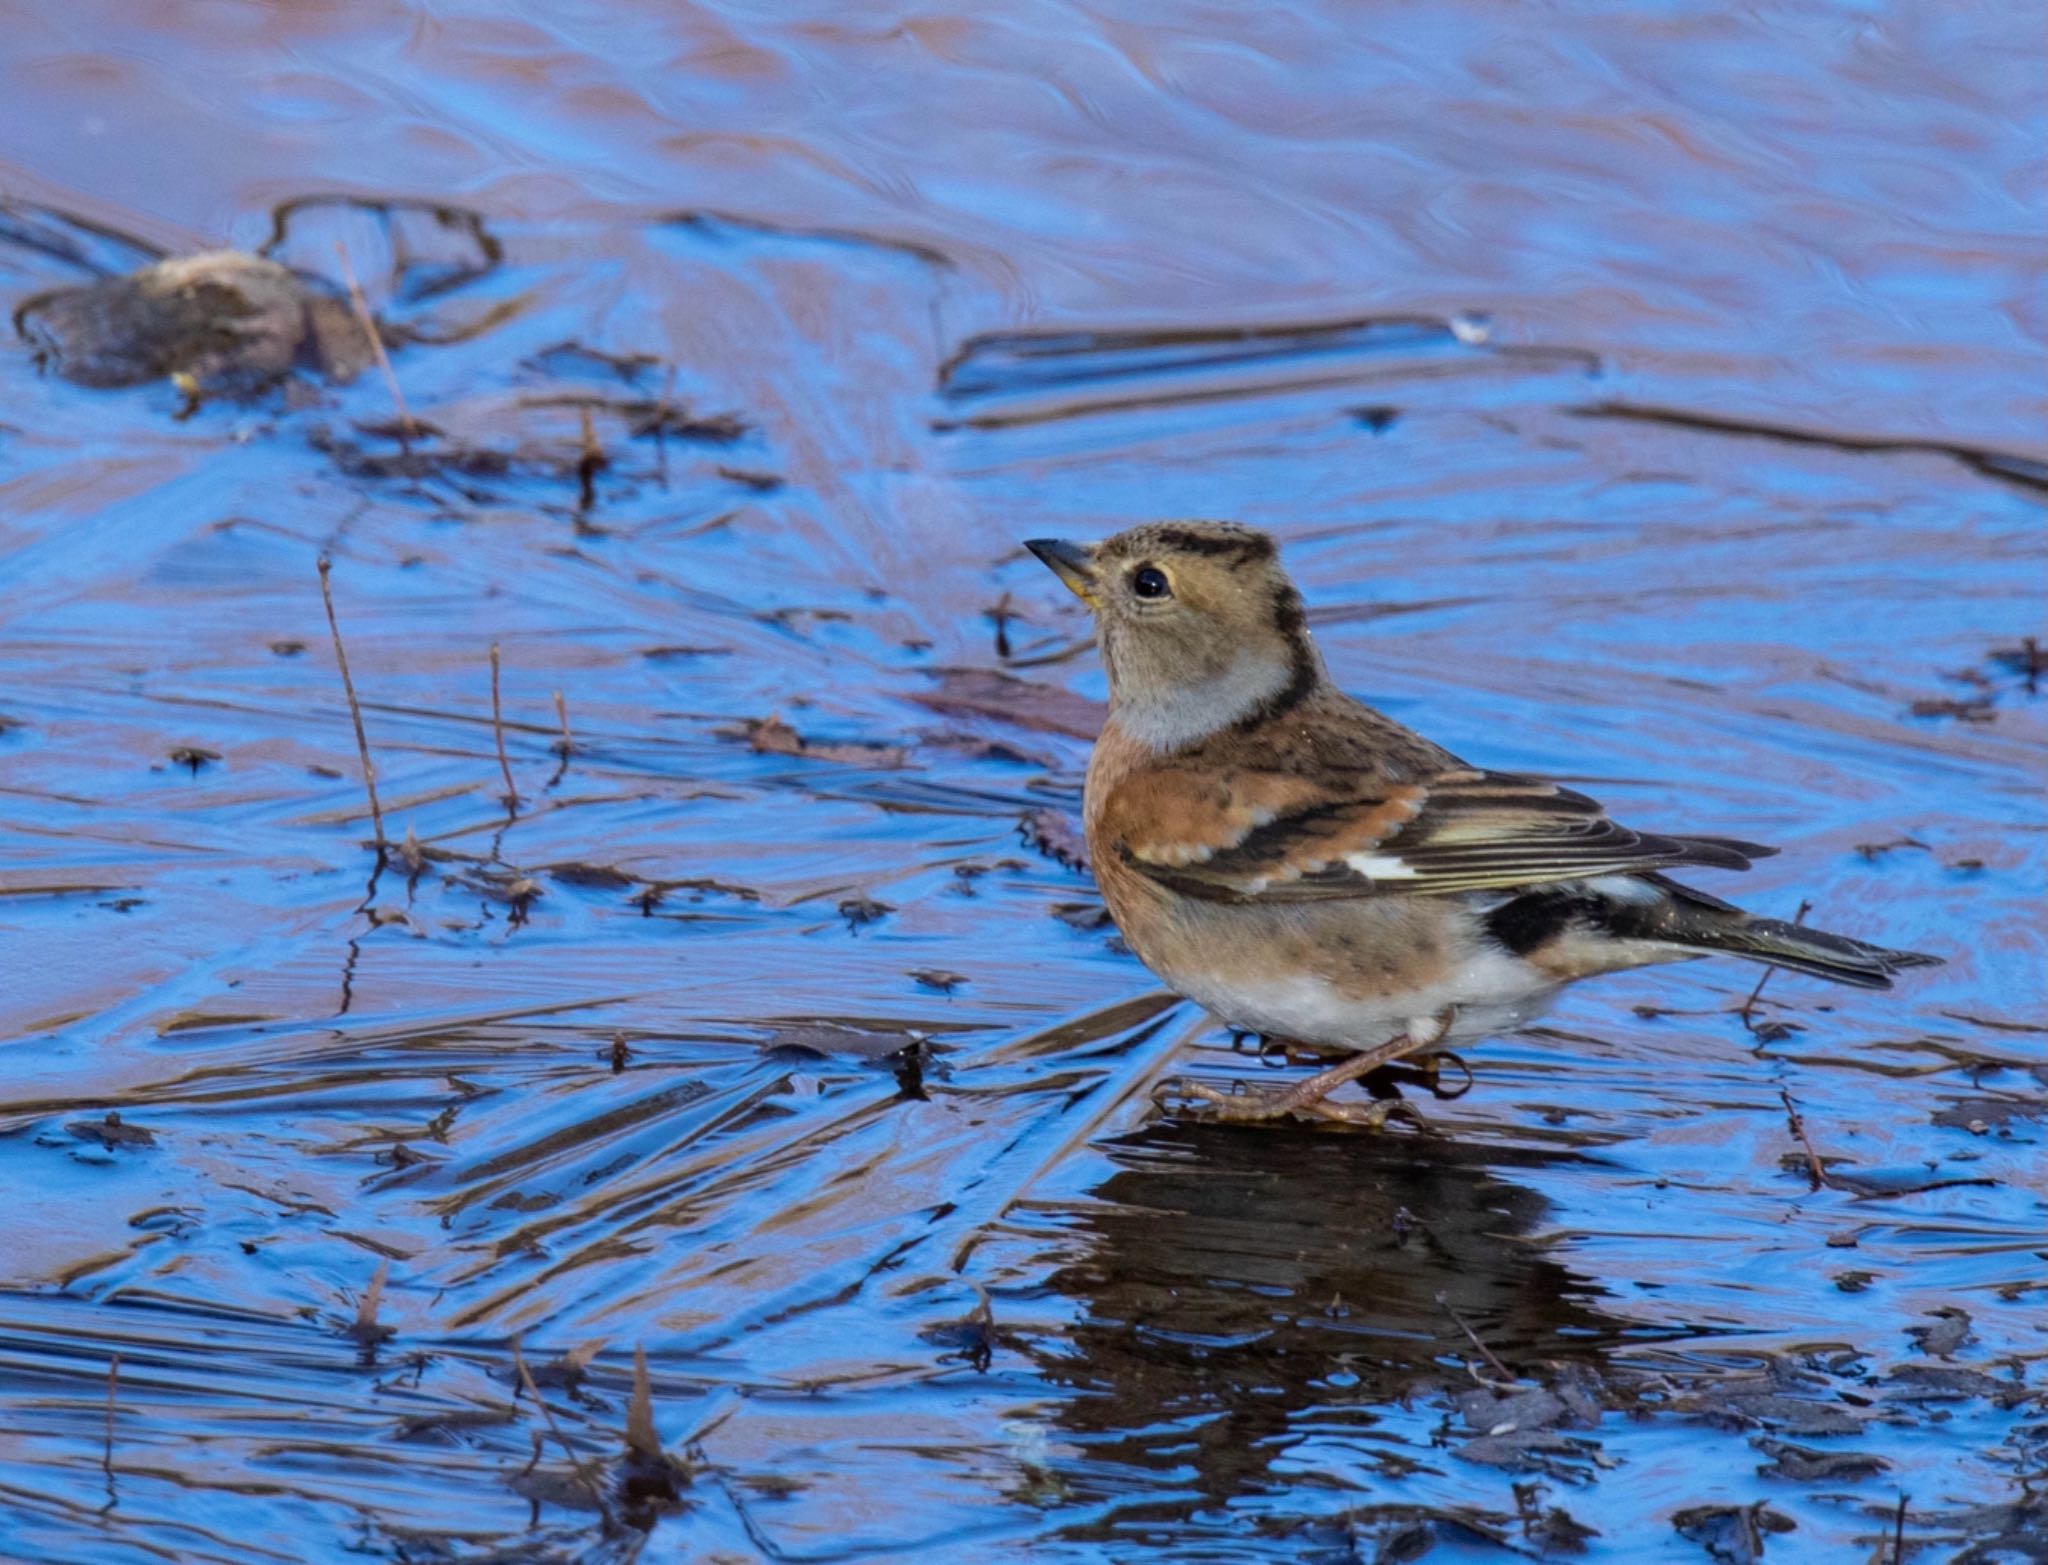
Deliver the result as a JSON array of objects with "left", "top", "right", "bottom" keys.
[{"left": 1027, "top": 521, "right": 1940, "bottom": 1127}]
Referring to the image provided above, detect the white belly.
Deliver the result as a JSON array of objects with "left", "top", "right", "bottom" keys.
[{"left": 1173, "top": 947, "right": 1558, "bottom": 1051}]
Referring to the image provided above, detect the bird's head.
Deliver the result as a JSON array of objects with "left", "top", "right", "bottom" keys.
[{"left": 1026, "top": 521, "right": 1322, "bottom": 750}]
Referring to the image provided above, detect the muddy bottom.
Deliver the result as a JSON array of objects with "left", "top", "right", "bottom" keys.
[{"left": 0, "top": 2, "right": 2043, "bottom": 1561}]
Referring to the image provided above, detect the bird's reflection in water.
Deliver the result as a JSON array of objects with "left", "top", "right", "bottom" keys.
[{"left": 1035, "top": 1121, "right": 1636, "bottom": 1519}]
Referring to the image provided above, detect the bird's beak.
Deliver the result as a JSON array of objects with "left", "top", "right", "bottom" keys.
[{"left": 1025, "top": 538, "right": 1100, "bottom": 608}]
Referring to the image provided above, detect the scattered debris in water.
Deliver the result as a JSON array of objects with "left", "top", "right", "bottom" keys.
[
  {"left": 1988, "top": 635, "right": 2044, "bottom": 690},
  {"left": 165, "top": 745, "right": 221, "bottom": 774},
  {"left": 915, "top": 667, "right": 1104, "bottom": 738},
  {"left": 1753, "top": 1439, "right": 1889, "bottom": 1483},
  {"left": 345, "top": 1260, "right": 396, "bottom": 1350},
  {"left": 836, "top": 895, "right": 893, "bottom": 929},
  {"left": 1906, "top": 1306, "right": 1974, "bottom": 1359},
  {"left": 17, "top": 248, "right": 379, "bottom": 392},
  {"left": 734, "top": 713, "right": 910, "bottom": 768},
  {"left": 1672, "top": 1500, "right": 1796, "bottom": 1562},
  {"left": 1908, "top": 695, "right": 1996, "bottom": 723},
  {"left": 65, "top": 1111, "right": 155, "bottom": 1151},
  {"left": 1021, "top": 807, "right": 1090, "bottom": 870}
]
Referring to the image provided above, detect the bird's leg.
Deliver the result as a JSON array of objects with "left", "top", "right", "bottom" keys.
[{"left": 1161, "top": 1010, "right": 1454, "bottom": 1127}]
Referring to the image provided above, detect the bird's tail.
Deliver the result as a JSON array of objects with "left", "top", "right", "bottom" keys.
[{"left": 1626, "top": 876, "right": 1943, "bottom": 991}]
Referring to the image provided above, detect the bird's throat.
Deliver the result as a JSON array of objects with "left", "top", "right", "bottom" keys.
[{"left": 1111, "top": 646, "right": 1311, "bottom": 753}]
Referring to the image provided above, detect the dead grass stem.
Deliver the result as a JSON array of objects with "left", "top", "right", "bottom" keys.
[
  {"left": 102, "top": 1352, "right": 120, "bottom": 1484},
  {"left": 552, "top": 690, "right": 573, "bottom": 757},
  {"left": 332, "top": 241, "right": 415, "bottom": 450},
  {"left": 317, "top": 557, "right": 387, "bottom": 852},
  {"left": 490, "top": 643, "right": 518, "bottom": 811},
  {"left": 513, "top": 1339, "right": 615, "bottom": 1528}
]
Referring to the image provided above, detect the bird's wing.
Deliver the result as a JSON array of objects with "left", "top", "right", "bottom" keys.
[{"left": 1107, "top": 765, "right": 1775, "bottom": 902}]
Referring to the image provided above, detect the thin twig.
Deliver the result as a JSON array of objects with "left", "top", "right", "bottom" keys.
[
  {"left": 543, "top": 688, "right": 573, "bottom": 793},
  {"left": 1779, "top": 1086, "right": 1831, "bottom": 1191},
  {"left": 490, "top": 643, "right": 518, "bottom": 811},
  {"left": 654, "top": 362, "right": 676, "bottom": 487},
  {"left": 354, "top": 1259, "right": 388, "bottom": 1339},
  {"left": 1436, "top": 1290, "right": 1515, "bottom": 1384},
  {"left": 103, "top": 1352, "right": 120, "bottom": 1482},
  {"left": 1738, "top": 899, "right": 1812, "bottom": 1033},
  {"left": 552, "top": 690, "right": 573, "bottom": 757},
  {"left": 317, "top": 557, "right": 386, "bottom": 852},
  {"left": 1893, "top": 1490, "right": 1908, "bottom": 1562},
  {"left": 988, "top": 591, "right": 1015, "bottom": 660},
  {"left": 332, "top": 241, "right": 414, "bottom": 451},
  {"left": 576, "top": 406, "right": 605, "bottom": 511},
  {"left": 512, "top": 1339, "right": 616, "bottom": 1529}
]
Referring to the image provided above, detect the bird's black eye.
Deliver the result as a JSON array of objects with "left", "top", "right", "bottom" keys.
[{"left": 1131, "top": 565, "right": 1171, "bottom": 600}]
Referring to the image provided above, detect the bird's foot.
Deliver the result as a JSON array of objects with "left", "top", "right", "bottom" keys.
[
  {"left": 1155, "top": 1011, "right": 1456, "bottom": 1130},
  {"left": 1304, "top": 1094, "right": 1431, "bottom": 1132},
  {"left": 1153, "top": 1074, "right": 1428, "bottom": 1131}
]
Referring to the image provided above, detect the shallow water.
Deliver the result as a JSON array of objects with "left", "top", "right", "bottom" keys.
[{"left": 1, "top": 2, "right": 2044, "bottom": 1560}]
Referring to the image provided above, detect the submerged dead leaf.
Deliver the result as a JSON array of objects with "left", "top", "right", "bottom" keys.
[
  {"left": 919, "top": 1283, "right": 1000, "bottom": 1372},
  {"left": 544, "top": 861, "right": 639, "bottom": 890},
  {"left": 1672, "top": 1502, "right": 1795, "bottom": 1562},
  {"left": 1343, "top": 1505, "right": 1520, "bottom": 1560},
  {"left": 1907, "top": 696, "right": 1994, "bottom": 723},
  {"left": 66, "top": 1111, "right": 156, "bottom": 1150},
  {"left": 737, "top": 714, "right": 909, "bottom": 768},
  {"left": 392, "top": 1407, "right": 518, "bottom": 1443},
  {"left": 1884, "top": 1363, "right": 2019, "bottom": 1404},
  {"left": 1021, "top": 808, "right": 1089, "bottom": 871},
  {"left": 1988, "top": 635, "right": 2045, "bottom": 679},
  {"left": 914, "top": 667, "right": 1103, "bottom": 739},
  {"left": 525, "top": 1337, "right": 607, "bottom": 1394},
  {"left": 1051, "top": 901, "right": 1112, "bottom": 930},
  {"left": 1752, "top": 1438, "right": 1889, "bottom": 1482},
  {"left": 837, "top": 896, "right": 894, "bottom": 929},
  {"left": 1457, "top": 1428, "right": 1599, "bottom": 1479},
  {"left": 1931, "top": 1095, "right": 2045, "bottom": 1133},
  {"left": 1905, "top": 1306, "right": 1973, "bottom": 1360},
  {"left": 1511, "top": 1482, "right": 1599, "bottom": 1554},
  {"left": 1685, "top": 1368, "right": 1866, "bottom": 1438}
]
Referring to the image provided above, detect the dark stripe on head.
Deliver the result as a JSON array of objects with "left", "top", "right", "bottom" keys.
[{"left": 1143, "top": 525, "right": 1276, "bottom": 563}]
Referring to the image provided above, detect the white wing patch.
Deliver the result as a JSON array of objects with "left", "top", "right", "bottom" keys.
[
  {"left": 1344, "top": 852, "right": 1419, "bottom": 880},
  {"left": 1582, "top": 873, "right": 1660, "bottom": 904}
]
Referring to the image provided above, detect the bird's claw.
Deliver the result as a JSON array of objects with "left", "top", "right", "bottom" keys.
[
  {"left": 1304, "top": 1095, "right": 1431, "bottom": 1133},
  {"left": 1151, "top": 1075, "right": 1254, "bottom": 1117},
  {"left": 1414, "top": 1049, "right": 1474, "bottom": 1100}
]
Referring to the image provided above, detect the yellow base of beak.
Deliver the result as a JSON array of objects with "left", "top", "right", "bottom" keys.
[{"left": 1025, "top": 538, "right": 1100, "bottom": 607}]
